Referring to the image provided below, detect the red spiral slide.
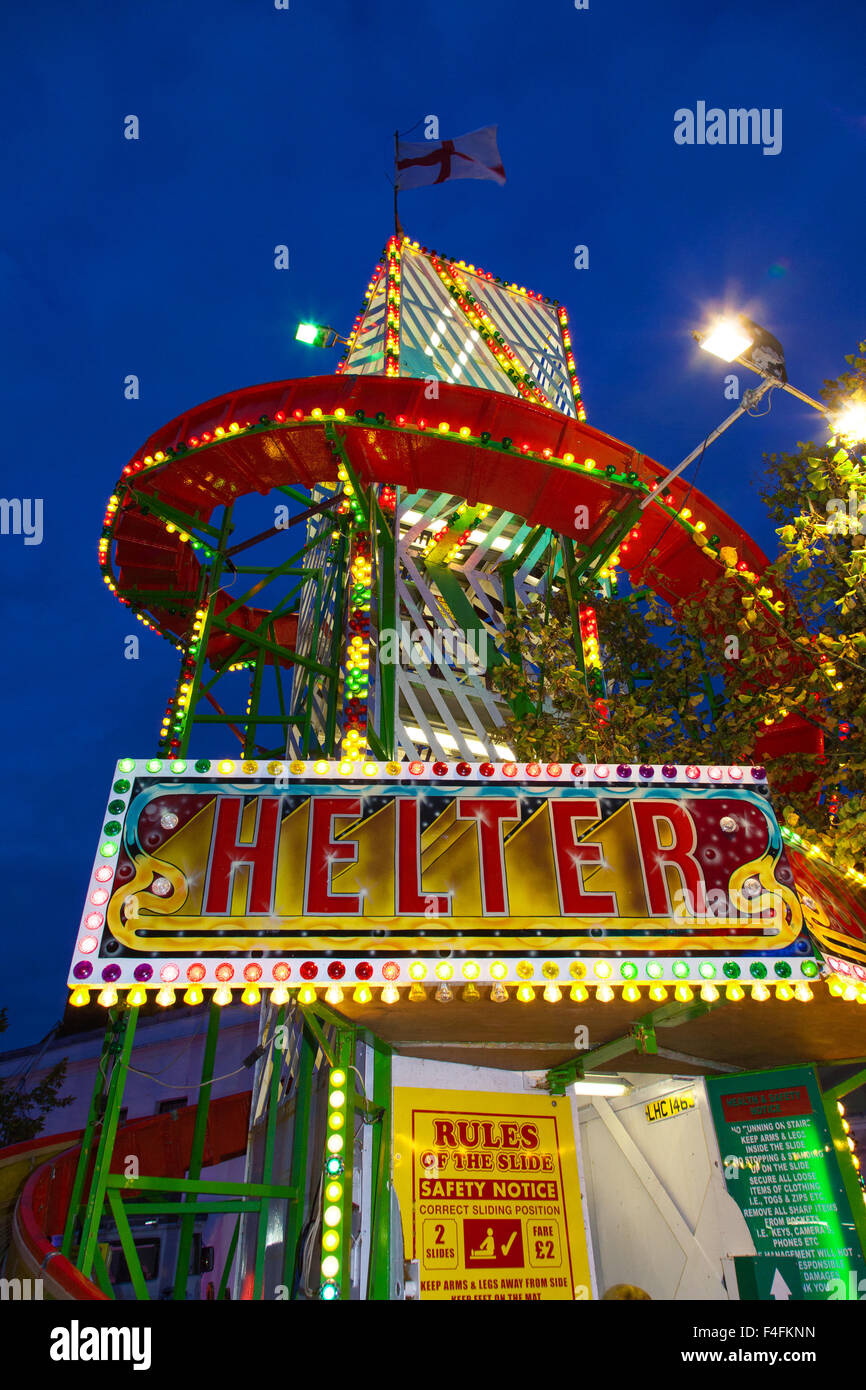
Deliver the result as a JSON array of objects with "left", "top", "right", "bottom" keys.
[{"left": 0, "top": 1092, "right": 250, "bottom": 1299}]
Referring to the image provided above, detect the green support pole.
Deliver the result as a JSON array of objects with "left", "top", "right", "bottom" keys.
[
  {"left": 366, "top": 1038, "right": 393, "bottom": 1301},
  {"left": 177, "top": 504, "right": 235, "bottom": 756},
  {"left": 172, "top": 999, "right": 221, "bottom": 1299},
  {"left": 91, "top": 1244, "right": 115, "bottom": 1300},
  {"left": 217, "top": 1216, "right": 242, "bottom": 1301},
  {"left": 284, "top": 1022, "right": 315, "bottom": 1296},
  {"left": 822, "top": 1065, "right": 866, "bottom": 1105},
  {"left": 252, "top": 1005, "right": 286, "bottom": 1299},
  {"left": 296, "top": 1001, "right": 337, "bottom": 1068},
  {"left": 557, "top": 536, "right": 588, "bottom": 667},
  {"left": 371, "top": 490, "right": 398, "bottom": 758},
  {"left": 821, "top": 1084, "right": 866, "bottom": 1262},
  {"left": 245, "top": 647, "right": 267, "bottom": 756},
  {"left": 546, "top": 998, "right": 724, "bottom": 1095},
  {"left": 77, "top": 1006, "right": 138, "bottom": 1278},
  {"left": 61, "top": 1010, "right": 121, "bottom": 1258},
  {"left": 323, "top": 531, "right": 348, "bottom": 757},
  {"left": 107, "top": 1189, "right": 151, "bottom": 1301}
]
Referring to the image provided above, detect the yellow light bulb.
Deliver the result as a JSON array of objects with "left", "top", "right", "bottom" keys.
[
  {"left": 596, "top": 984, "right": 614, "bottom": 1003},
  {"left": 751, "top": 983, "right": 770, "bottom": 1002},
  {"left": 156, "top": 985, "right": 176, "bottom": 1008},
  {"left": 569, "top": 983, "right": 588, "bottom": 1003},
  {"left": 97, "top": 985, "right": 118, "bottom": 1008},
  {"left": 543, "top": 983, "right": 562, "bottom": 1003},
  {"left": 353, "top": 984, "right": 372, "bottom": 1004},
  {"left": 381, "top": 984, "right": 400, "bottom": 1004},
  {"left": 674, "top": 984, "right": 694, "bottom": 1002},
  {"left": 325, "top": 984, "right": 344, "bottom": 1005},
  {"left": 490, "top": 982, "right": 509, "bottom": 1002},
  {"left": 649, "top": 984, "right": 668, "bottom": 1002},
  {"left": 241, "top": 984, "right": 261, "bottom": 1006},
  {"left": 700, "top": 984, "right": 719, "bottom": 1002},
  {"left": 70, "top": 986, "right": 91, "bottom": 1008},
  {"left": 214, "top": 984, "right": 232, "bottom": 1006},
  {"left": 622, "top": 983, "right": 641, "bottom": 1003},
  {"left": 408, "top": 982, "right": 426, "bottom": 1001},
  {"left": 272, "top": 984, "right": 290, "bottom": 1005},
  {"left": 463, "top": 982, "right": 481, "bottom": 1001},
  {"left": 794, "top": 982, "right": 813, "bottom": 1003},
  {"left": 516, "top": 984, "right": 536, "bottom": 1003},
  {"left": 184, "top": 984, "right": 204, "bottom": 1005},
  {"left": 726, "top": 984, "right": 745, "bottom": 1002},
  {"left": 298, "top": 983, "right": 317, "bottom": 1005},
  {"left": 322, "top": 1230, "right": 340, "bottom": 1252}
]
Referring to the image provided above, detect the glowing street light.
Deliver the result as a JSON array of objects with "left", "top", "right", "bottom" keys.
[
  {"left": 830, "top": 401, "right": 866, "bottom": 444},
  {"left": 294, "top": 321, "right": 350, "bottom": 349},
  {"left": 695, "top": 313, "right": 787, "bottom": 383},
  {"left": 699, "top": 316, "right": 755, "bottom": 363},
  {"left": 641, "top": 312, "right": 819, "bottom": 511}
]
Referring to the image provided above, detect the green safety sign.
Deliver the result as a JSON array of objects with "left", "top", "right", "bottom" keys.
[
  {"left": 733, "top": 1255, "right": 806, "bottom": 1302},
  {"left": 707, "top": 1066, "right": 866, "bottom": 1301}
]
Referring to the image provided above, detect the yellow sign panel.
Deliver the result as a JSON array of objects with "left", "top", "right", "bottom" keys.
[
  {"left": 393, "top": 1088, "right": 593, "bottom": 1301},
  {"left": 645, "top": 1092, "right": 696, "bottom": 1124}
]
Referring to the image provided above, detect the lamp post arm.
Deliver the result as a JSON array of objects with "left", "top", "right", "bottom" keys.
[
  {"left": 639, "top": 379, "right": 775, "bottom": 511},
  {"left": 733, "top": 355, "right": 829, "bottom": 416}
]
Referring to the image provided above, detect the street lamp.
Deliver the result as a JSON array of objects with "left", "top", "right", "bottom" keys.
[
  {"left": 829, "top": 401, "right": 866, "bottom": 445},
  {"left": 696, "top": 313, "right": 788, "bottom": 384},
  {"left": 641, "top": 312, "right": 831, "bottom": 509},
  {"left": 294, "top": 321, "right": 350, "bottom": 350},
  {"left": 698, "top": 315, "right": 755, "bottom": 365}
]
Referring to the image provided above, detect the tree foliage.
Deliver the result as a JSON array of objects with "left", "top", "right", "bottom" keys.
[
  {"left": 492, "top": 346, "right": 866, "bottom": 871},
  {"left": 0, "top": 1010, "right": 72, "bottom": 1149}
]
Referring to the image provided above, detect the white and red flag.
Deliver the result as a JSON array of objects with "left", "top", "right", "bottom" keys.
[{"left": 395, "top": 125, "right": 506, "bottom": 190}]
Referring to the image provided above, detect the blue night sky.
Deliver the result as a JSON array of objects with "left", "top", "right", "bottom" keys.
[{"left": 2, "top": 0, "right": 864, "bottom": 1047}]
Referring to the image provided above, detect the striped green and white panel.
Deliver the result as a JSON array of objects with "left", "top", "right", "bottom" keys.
[{"left": 342, "top": 274, "right": 387, "bottom": 375}]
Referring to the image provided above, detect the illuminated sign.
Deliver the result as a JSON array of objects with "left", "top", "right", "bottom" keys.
[
  {"left": 68, "top": 759, "right": 820, "bottom": 994},
  {"left": 645, "top": 1092, "right": 695, "bottom": 1123},
  {"left": 392, "top": 1088, "right": 593, "bottom": 1300}
]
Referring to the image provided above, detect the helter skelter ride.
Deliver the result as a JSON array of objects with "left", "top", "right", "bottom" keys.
[{"left": 27, "top": 232, "right": 866, "bottom": 1300}]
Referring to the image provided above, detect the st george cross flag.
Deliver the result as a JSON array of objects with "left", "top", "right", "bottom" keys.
[{"left": 395, "top": 125, "right": 506, "bottom": 190}]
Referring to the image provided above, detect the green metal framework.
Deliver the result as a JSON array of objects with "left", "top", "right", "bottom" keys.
[{"left": 63, "top": 999, "right": 393, "bottom": 1300}]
